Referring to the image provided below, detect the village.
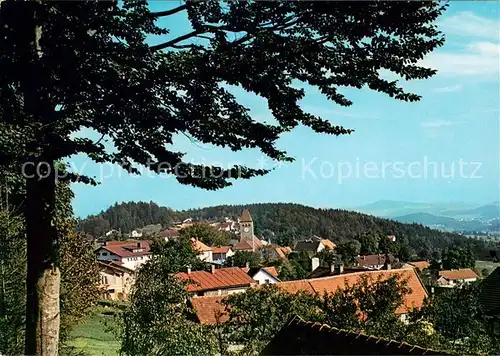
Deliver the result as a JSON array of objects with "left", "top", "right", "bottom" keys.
[{"left": 95, "top": 209, "right": 496, "bottom": 332}]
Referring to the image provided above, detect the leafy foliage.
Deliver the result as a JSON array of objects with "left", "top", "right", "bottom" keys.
[
  {"left": 0, "top": 210, "right": 25, "bottom": 355},
  {"left": 414, "top": 282, "right": 500, "bottom": 354},
  {"left": 119, "top": 241, "right": 216, "bottom": 356},
  {"left": 222, "top": 274, "right": 412, "bottom": 354},
  {"left": 441, "top": 246, "right": 475, "bottom": 270},
  {"left": 59, "top": 232, "right": 101, "bottom": 344},
  {"left": 225, "top": 251, "right": 261, "bottom": 268},
  {"left": 336, "top": 239, "right": 361, "bottom": 266},
  {"left": 149, "top": 238, "right": 209, "bottom": 273},
  {"left": 179, "top": 223, "right": 231, "bottom": 247},
  {"left": 222, "top": 285, "right": 322, "bottom": 354}
]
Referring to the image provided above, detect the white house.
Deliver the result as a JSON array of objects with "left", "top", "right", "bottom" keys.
[
  {"left": 95, "top": 240, "right": 151, "bottom": 271},
  {"left": 437, "top": 268, "right": 479, "bottom": 288},
  {"left": 191, "top": 238, "right": 213, "bottom": 263},
  {"left": 212, "top": 246, "right": 235, "bottom": 264},
  {"left": 98, "top": 261, "right": 135, "bottom": 300},
  {"left": 129, "top": 229, "right": 143, "bottom": 238},
  {"left": 243, "top": 266, "right": 280, "bottom": 285}
]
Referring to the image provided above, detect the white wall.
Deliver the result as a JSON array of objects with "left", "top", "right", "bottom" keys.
[
  {"left": 252, "top": 270, "right": 279, "bottom": 285},
  {"left": 198, "top": 250, "right": 213, "bottom": 263},
  {"left": 121, "top": 255, "right": 150, "bottom": 270}
]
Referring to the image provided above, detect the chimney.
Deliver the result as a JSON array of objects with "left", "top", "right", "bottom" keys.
[
  {"left": 311, "top": 257, "right": 320, "bottom": 272},
  {"left": 211, "top": 265, "right": 216, "bottom": 274},
  {"left": 330, "top": 263, "right": 335, "bottom": 274},
  {"left": 245, "top": 262, "right": 250, "bottom": 269},
  {"left": 338, "top": 264, "right": 344, "bottom": 274},
  {"left": 187, "top": 266, "right": 191, "bottom": 274}
]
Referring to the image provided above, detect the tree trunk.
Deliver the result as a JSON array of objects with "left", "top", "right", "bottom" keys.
[{"left": 24, "top": 159, "right": 60, "bottom": 356}]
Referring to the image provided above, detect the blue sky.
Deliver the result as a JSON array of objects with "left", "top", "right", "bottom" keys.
[{"left": 71, "top": 1, "right": 500, "bottom": 218}]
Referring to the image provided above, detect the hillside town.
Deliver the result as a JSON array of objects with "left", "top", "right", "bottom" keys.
[{"left": 95, "top": 209, "right": 496, "bottom": 334}]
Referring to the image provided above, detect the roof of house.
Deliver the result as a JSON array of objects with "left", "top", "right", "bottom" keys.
[
  {"left": 240, "top": 209, "right": 253, "bottom": 222},
  {"left": 279, "top": 246, "right": 292, "bottom": 254},
  {"left": 242, "top": 266, "right": 279, "bottom": 279},
  {"left": 277, "top": 268, "right": 427, "bottom": 315},
  {"left": 307, "top": 266, "right": 367, "bottom": 279},
  {"left": 356, "top": 254, "right": 387, "bottom": 267},
  {"left": 233, "top": 237, "right": 263, "bottom": 251},
  {"left": 190, "top": 238, "right": 213, "bottom": 252},
  {"left": 479, "top": 266, "right": 500, "bottom": 316},
  {"left": 438, "top": 268, "right": 479, "bottom": 280},
  {"left": 410, "top": 261, "right": 430, "bottom": 271},
  {"left": 321, "top": 239, "right": 336, "bottom": 250},
  {"left": 261, "top": 315, "right": 450, "bottom": 355},
  {"left": 212, "top": 245, "right": 232, "bottom": 254},
  {"left": 294, "top": 241, "right": 321, "bottom": 252},
  {"left": 175, "top": 267, "right": 255, "bottom": 292},
  {"left": 190, "top": 296, "right": 229, "bottom": 325},
  {"left": 97, "top": 260, "right": 135, "bottom": 274},
  {"left": 97, "top": 240, "right": 151, "bottom": 258},
  {"left": 157, "top": 228, "right": 180, "bottom": 238}
]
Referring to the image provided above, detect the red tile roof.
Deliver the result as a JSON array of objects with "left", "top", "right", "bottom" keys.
[
  {"left": 97, "top": 240, "right": 151, "bottom": 258},
  {"left": 280, "top": 246, "right": 292, "bottom": 254},
  {"left": 264, "top": 266, "right": 279, "bottom": 278},
  {"left": 410, "top": 261, "right": 430, "bottom": 271},
  {"left": 158, "top": 228, "right": 180, "bottom": 238},
  {"left": 212, "top": 245, "right": 232, "bottom": 254},
  {"left": 439, "top": 268, "right": 479, "bottom": 280},
  {"left": 278, "top": 279, "right": 316, "bottom": 294},
  {"left": 321, "top": 239, "right": 336, "bottom": 250},
  {"left": 277, "top": 268, "right": 427, "bottom": 314},
  {"left": 356, "top": 254, "right": 387, "bottom": 267},
  {"left": 217, "top": 222, "right": 232, "bottom": 229},
  {"left": 191, "top": 269, "right": 426, "bottom": 325},
  {"left": 191, "top": 296, "right": 229, "bottom": 325},
  {"left": 233, "top": 237, "right": 263, "bottom": 251},
  {"left": 175, "top": 267, "right": 255, "bottom": 293}
]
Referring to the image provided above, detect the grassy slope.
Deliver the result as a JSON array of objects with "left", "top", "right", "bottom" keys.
[
  {"left": 476, "top": 260, "right": 500, "bottom": 275},
  {"left": 67, "top": 309, "right": 120, "bottom": 356}
]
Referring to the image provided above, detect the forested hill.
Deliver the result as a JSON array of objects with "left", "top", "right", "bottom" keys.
[
  {"left": 182, "top": 203, "right": 469, "bottom": 252},
  {"left": 77, "top": 201, "right": 179, "bottom": 237},
  {"left": 77, "top": 201, "right": 475, "bottom": 255}
]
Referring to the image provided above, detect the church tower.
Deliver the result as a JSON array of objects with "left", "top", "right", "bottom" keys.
[{"left": 239, "top": 209, "right": 254, "bottom": 241}]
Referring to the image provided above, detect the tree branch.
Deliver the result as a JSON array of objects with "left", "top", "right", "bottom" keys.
[
  {"left": 151, "top": 25, "right": 230, "bottom": 51},
  {"left": 152, "top": 4, "right": 189, "bottom": 18}
]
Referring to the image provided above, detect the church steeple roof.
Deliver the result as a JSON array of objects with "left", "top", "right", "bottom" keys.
[{"left": 240, "top": 209, "right": 252, "bottom": 222}]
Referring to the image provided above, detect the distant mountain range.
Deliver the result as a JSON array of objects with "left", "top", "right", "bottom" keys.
[{"left": 353, "top": 200, "right": 500, "bottom": 233}]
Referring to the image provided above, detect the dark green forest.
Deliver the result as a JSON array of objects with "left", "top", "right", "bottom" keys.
[{"left": 77, "top": 202, "right": 495, "bottom": 259}]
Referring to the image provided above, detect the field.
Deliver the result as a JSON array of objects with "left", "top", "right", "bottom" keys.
[
  {"left": 476, "top": 260, "right": 500, "bottom": 276},
  {"left": 66, "top": 307, "right": 120, "bottom": 356}
]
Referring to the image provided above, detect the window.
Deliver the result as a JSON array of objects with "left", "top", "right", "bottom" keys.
[
  {"left": 101, "top": 252, "right": 108, "bottom": 256},
  {"left": 265, "top": 279, "right": 270, "bottom": 284}
]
